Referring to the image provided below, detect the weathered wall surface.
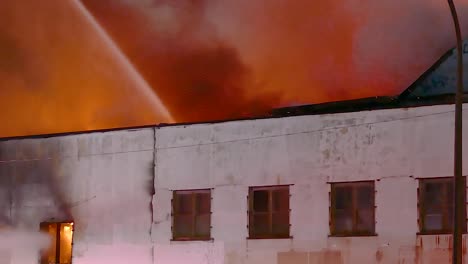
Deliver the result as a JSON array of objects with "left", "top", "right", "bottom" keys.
[
  {"left": 0, "top": 128, "right": 155, "bottom": 264},
  {"left": 1, "top": 104, "right": 468, "bottom": 264},
  {"left": 153, "top": 104, "right": 468, "bottom": 264}
]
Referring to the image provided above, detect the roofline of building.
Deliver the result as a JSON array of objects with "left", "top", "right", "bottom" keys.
[
  {"left": 399, "top": 47, "right": 455, "bottom": 99},
  {"left": 0, "top": 97, "right": 464, "bottom": 142}
]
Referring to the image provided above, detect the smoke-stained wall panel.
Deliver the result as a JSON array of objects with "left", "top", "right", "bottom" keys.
[{"left": 0, "top": 128, "right": 156, "bottom": 264}]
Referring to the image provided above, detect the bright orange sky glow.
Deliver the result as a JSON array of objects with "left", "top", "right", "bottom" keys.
[{"left": 0, "top": 0, "right": 467, "bottom": 138}]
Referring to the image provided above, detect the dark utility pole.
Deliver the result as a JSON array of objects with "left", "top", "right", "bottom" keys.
[{"left": 448, "top": 0, "right": 464, "bottom": 263}]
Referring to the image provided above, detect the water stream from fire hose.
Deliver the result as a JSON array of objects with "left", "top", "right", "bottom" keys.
[{"left": 70, "top": 0, "right": 175, "bottom": 123}]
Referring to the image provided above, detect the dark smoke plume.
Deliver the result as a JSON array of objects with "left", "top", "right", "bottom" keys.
[
  {"left": 81, "top": 0, "right": 281, "bottom": 122},
  {"left": 1, "top": 0, "right": 468, "bottom": 137}
]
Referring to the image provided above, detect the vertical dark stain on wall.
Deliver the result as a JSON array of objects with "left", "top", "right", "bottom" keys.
[
  {"left": 376, "top": 248, "right": 384, "bottom": 263},
  {"left": 462, "top": 237, "right": 467, "bottom": 255},
  {"left": 0, "top": 143, "right": 13, "bottom": 226},
  {"left": 0, "top": 147, "right": 13, "bottom": 226}
]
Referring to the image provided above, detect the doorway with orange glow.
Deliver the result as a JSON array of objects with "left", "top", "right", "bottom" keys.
[{"left": 40, "top": 222, "right": 74, "bottom": 264}]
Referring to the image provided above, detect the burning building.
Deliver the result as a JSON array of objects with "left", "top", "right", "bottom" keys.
[
  {"left": 0, "top": 41, "right": 467, "bottom": 264},
  {"left": 1, "top": 0, "right": 468, "bottom": 138}
]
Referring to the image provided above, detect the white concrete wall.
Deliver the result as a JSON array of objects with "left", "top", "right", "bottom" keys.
[
  {"left": 0, "top": 128, "right": 156, "bottom": 264},
  {"left": 153, "top": 104, "right": 468, "bottom": 264},
  {"left": 1, "top": 104, "right": 468, "bottom": 264}
]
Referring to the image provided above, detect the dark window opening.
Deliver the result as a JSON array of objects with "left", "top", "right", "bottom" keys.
[
  {"left": 418, "top": 177, "right": 466, "bottom": 234},
  {"left": 330, "top": 181, "right": 375, "bottom": 236},
  {"left": 248, "top": 185, "right": 290, "bottom": 239},
  {"left": 172, "top": 189, "right": 211, "bottom": 241},
  {"left": 40, "top": 222, "right": 74, "bottom": 264}
]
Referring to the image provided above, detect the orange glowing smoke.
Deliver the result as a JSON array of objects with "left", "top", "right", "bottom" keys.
[
  {"left": 1, "top": 0, "right": 468, "bottom": 137},
  {"left": 0, "top": 0, "right": 172, "bottom": 138}
]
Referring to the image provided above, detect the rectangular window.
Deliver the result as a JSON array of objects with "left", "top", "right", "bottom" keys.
[
  {"left": 330, "top": 181, "right": 375, "bottom": 236},
  {"left": 418, "top": 177, "right": 466, "bottom": 234},
  {"left": 248, "top": 185, "right": 290, "bottom": 239},
  {"left": 40, "top": 222, "right": 74, "bottom": 264},
  {"left": 172, "top": 189, "right": 211, "bottom": 240}
]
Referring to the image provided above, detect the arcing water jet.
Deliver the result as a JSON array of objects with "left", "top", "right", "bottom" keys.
[{"left": 70, "top": 0, "right": 174, "bottom": 123}]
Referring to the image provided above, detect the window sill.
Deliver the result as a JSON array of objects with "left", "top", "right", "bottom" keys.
[
  {"left": 247, "top": 236, "right": 293, "bottom": 240},
  {"left": 171, "top": 238, "right": 213, "bottom": 242},
  {"left": 417, "top": 232, "right": 467, "bottom": 236},
  {"left": 329, "top": 233, "right": 377, "bottom": 238}
]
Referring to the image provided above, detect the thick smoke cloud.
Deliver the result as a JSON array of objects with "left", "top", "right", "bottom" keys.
[
  {"left": 81, "top": 0, "right": 282, "bottom": 122},
  {"left": 209, "top": 0, "right": 468, "bottom": 103},
  {"left": 0, "top": 0, "right": 468, "bottom": 137},
  {"left": 0, "top": 0, "right": 171, "bottom": 138},
  {"left": 82, "top": 0, "right": 468, "bottom": 120},
  {"left": 0, "top": 228, "right": 50, "bottom": 264}
]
